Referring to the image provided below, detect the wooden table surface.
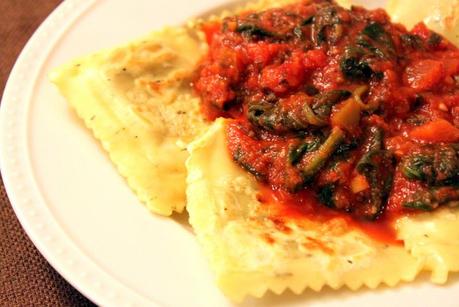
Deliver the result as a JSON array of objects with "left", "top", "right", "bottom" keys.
[{"left": 0, "top": 1, "right": 95, "bottom": 305}]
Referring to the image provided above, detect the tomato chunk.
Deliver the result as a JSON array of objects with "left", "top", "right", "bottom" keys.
[
  {"left": 404, "top": 59, "right": 444, "bottom": 91},
  {"left": 410, "top": 119, "right": 459, "bottom": 143}
]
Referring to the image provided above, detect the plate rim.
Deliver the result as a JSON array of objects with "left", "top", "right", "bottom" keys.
[
  {"left": 0, "top": 0, "right": 161, "bottom": 305},
  {"left": 2, "top": 0, "right": 455, "bottom": 306}
]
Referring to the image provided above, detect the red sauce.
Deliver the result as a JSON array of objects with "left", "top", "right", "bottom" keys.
[
  {"left": 194, "top": 0, "right": 459, "bottom": 244},
  {"left": 257, "top": 183, "right": 401, "bottom": 245}
]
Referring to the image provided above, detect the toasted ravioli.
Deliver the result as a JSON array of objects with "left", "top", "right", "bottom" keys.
[
  {"left": 387, "top": 0, "right": 459, "bottom": 46},
  {"left": 51, "top": 26, "right": 209, "bottom": 215},
  {"left": 186, "top": 119, "right": 459, "bottom": 301}
]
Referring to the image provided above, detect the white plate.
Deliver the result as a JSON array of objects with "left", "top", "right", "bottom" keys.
[{"left": 1, "top": 0, "right": 459, "bottom": 306}]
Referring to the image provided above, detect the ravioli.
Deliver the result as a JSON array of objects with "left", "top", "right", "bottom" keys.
[
  {"left": 387, "top": 0, "right": 459, "bottom": 46},
  {"left": 51, "top": 26, "right": 209, "bottom": 215},
  {"left": 186, "top": 119, "right": 459, "bottom": 301}
]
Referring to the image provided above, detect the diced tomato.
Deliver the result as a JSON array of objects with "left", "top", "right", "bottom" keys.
[
  {"left": 245, "top": 42, "right": 284, "bottom": 65},
  {"left": 385, "top": 136, "right": 414, "bottom": 158},
  {"left": 303, "top": 49, "right": 327, "bottom": 69},
  {"left": 442, "top": 57, "right": 459, "bottom": 76},
  {"left": 411, "top": 22, "right": 431, "bottom": 40},
  {"left": 202, "top": 22, "right": 221, "bottom": 45},
  {"left": 410, "top": 119, "right": 459, "bottom": 143},
  {"left": 404, "top": 59, "right": 444, "bottom": 91},
  {"left": 260, "top": 50, "right": 305, "bottom": 93}
]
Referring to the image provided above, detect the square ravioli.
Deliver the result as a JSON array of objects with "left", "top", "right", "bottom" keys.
[
  {"left": 51, "top": 26, "right": 209, "bottom": 215},
  {"left": 186, "top": 119, "right": 459, "bottom": 301}
]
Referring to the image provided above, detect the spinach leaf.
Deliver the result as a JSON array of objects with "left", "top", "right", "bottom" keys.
[
  {"left": 362, "top": 22, "right": 385, "bottom": 41},
  {"left": 402, "top": 154, "right": 433, "bottom": 181},
  {"left": 312, "top": 90, "right": 352, "bottom": 117},
  {"left": 301, "top": 15, "right": 315, "bottom": 26},
  {"left": 301, "top": 127, "right": 345, "bottom": 182},
  {"left": 318, "top": 183, "right": 336, "bottom": 208},
  {"left": 427, "top": 32, "right": 442, "bottom": 48},
  {"left": 248, "top": 100, "right": 309, "bottom": 133},
  {"left": 400, "top": 34, "right": 423, "bottom": 50},
  {"left": 340, "top": 57, "right": 374, "bottom": 81},
  {"left": 362, "top": 22, "right": 395, "bottom": 51},
  {"left": 401, "top": 145, "right": 459, "bottom": 185},
  {"left": 403, "top": 194, "right": 436, "bottom": 211},
  {"left": 355, "top": 126, "right": 395, "bottom": 220},
  {"left": 312, "top": 6, "right": 343, "bottom": 45},
  {"left": 403, "top": 186, "right": 459, "bottom": 211},
  {"left": 289, "top": 137, "right": 321, "bottom": 165},
  {"left": 356, "top": 37, "right": 386, "bottom": 58},
  {"left": 236, "top": 24, "right": 275, "bottom": 39}
]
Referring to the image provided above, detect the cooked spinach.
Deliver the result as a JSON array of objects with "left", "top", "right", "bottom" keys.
[
  {"left": 401, "top": 145, "right": 459, "bottom": 185},
  {"left": 403, "top": 191, "right": 436, "bottom": 211},
  {"left": 312, "top": 6, "right": 343, "bottom": 45},
  {"left": 318, "top": 183, "right": 336, "bottom": 208},
  {"left": 340, "top": 57, "right": 374, "bottom": 81},
  {"left": 236, "top": 23, "right": 275, "bottom": 39},
  {"left": 403, "top": 186, "right": 459, "bottom": 211},
  {"left": 303, "top": 89, "right": 351, "bottom": 126},
  {"left": 342, "top": 22, "right": 395, "bottom": 71},
  {"left": 400, "top": 34, "right": 423, "bottom": 50},
  {"left": 427, "top": 32, "right": 442, "bottom": 48},
  {"left": 312, "top": 90, "right": 352, "bottom": 117},
  {"left": 289, "top": 137, "right": 321, "bottom": 165},
  {"left": 301, "top": 127, "right": 345, "bottom": 182},
  {"left": 362, "top": 22, "right": 386, "bottom": 40},
  {"left": 402, "top": 154, "right": 433, "bottom": 181},
  {"left": 356, "top": 37, "right": 386, "bottom": 58},
  {"left": 355, "top": 126, "right": 395, "bottom": 220},
  {"left": 248, "top": 101, "right": 309, "bottom": 132},
  {"left": 249, "top": 89, "right": 352, "bottom": 132},
  {"left": 362, "top": 22, "right": 395, "bottom": 52},
  {"left": 301, "top": 15, "right": 315, "bottom": 26},
  {"left": 434, "top": 146, "right": 459, "bottom": 183},
  {"left": 334, "top": 139, "right": 359, "bottom": 158}
]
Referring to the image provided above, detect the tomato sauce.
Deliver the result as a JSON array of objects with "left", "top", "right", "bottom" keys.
[{"left": 194, "top": 0, "right": 459, "bottom": 243}]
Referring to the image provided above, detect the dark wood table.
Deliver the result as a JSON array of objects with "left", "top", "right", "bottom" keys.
[{"left": 0, "top": 1, "right": 95, "bottom": 305}]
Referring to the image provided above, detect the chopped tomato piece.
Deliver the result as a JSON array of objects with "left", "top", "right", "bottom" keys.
[
  {"left": 245, "top": 42, "right": 284, "bottom": 65},
  {"left": 202, "top": 22, "right": 221, "bottom": 45},
  {"left": 404, "top": 59, "right": 444, "bottom": 91},
  {"left": 410, "top": 119, "right": 459, "bottom": 143},
  {"left": 411, "top": 23, "right": 431, "bottom": 40},
  {"left": 303, "top": 49, "right": 327, "bottom": 69},
  {"left": 260, "top": 51, "right": 305, "bottom": 93}
]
